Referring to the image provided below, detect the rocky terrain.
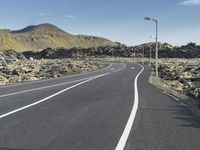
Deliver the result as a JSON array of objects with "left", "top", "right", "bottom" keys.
[
  {"left": 0, "top": 49, "right": 25, "bottom": 60},
  {"left": 1, "top": 42, "right": 200, "bottom": 102},
  {"left": 157, "top": 59, "right": 200, "bottom": 102},
  {"left": 0, "top": 23, "right": 118, "bottom": 51},
  {"left": 21, "top": 42, "right": 200, "bottom": 59},
  {"left": 134, "top": 42, "right": 200, "bottom": 58},
  {"left": 0, "top": 59, "right": 106, "bottom": 85},
  {"left": 22, "top": 46, "right": 128, "bottom": 59}
]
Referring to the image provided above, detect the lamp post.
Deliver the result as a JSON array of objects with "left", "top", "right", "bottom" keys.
[
  {"left": 134, "top": 48, "right": 136, "bottom": 63},
  {"left": 144, "top": 17, "right": 159, "bottom": 77},
  {"left": 142, "top": 46, "right": 144, "bottom": 64},
  {"left": 149, "top": 35, "right": 155, "bottom": 66},
  {"left": 149, "top": 41, "right": 152, "bottom": 65}
]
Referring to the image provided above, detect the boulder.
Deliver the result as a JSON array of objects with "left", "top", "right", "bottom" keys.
[
  {"left": 171, "top": 81, "right": 184, "bottom": 92},
  {"left": 0, "top": 75, "right": 8, "bottom": 85},
  {"left": 180, "top": 72, "right": 193, "bottom": 79}
]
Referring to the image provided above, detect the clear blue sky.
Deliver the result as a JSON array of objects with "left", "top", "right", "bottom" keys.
[{"left": 0, "top": 0, "right": 200, "bottom": 46}]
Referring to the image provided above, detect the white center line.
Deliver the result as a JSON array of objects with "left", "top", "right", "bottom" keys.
[
  {"left": 0, "top": 62, "right": 127, "bottom": 120},
  {"left": 0, "top": 63, "right": 113, "bottom": 89},
  {"left": 113, "top": 63, "right": 126, "bottom": 73},
  {"left": 0, "top": 73, "right": 110, "bottom": 119},
  {"left": 115, "top": 64, "right": 144, "bottom": 150},
  {"left": 0, "top": 63, "right": 125, "bottom": 98},
  {"left": 0, "top": 76, "right": 94, "bottom": 98}
]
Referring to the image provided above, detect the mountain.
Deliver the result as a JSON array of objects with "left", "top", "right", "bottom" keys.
[{"left": 0, "top": 23, "right": 118, "bottom": 51}]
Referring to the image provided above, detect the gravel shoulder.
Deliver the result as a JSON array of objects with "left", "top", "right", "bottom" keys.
[{"left": 149, "top": 70, "right": 200, "bottom": 118}]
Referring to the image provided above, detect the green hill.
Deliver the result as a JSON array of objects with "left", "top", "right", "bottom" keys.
[{"left": 0, "top": 23, "right": 118, "bottom": 51}]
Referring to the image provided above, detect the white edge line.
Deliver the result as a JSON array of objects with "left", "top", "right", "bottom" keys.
[
  {"left": 115, "top": 64, "right": 144, "bottom": 150},
  {"left": 0, "top": 76, "right": 94, "bottom": 98},
  {"left": 0, "top": 73, "right": 110, "bottom": 119},
  {"left": 0, "top": 63, "right": 113, "bottom": 89}
]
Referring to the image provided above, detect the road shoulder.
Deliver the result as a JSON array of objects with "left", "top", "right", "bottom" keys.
[{"left": 149, "top": 71, "right": 200, "bottom": 119}]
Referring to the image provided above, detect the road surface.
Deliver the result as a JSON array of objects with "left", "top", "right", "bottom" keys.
[{"left": 0, "top": 62, "right": 199, "bottom": 150}]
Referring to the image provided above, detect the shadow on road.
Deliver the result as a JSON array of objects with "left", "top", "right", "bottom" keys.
[
  {"left": 143, "top": 64, "right": 200, "bottom": 129},
  {"left": 171, "top": 104, "right": 200, "bottom": 129},
  {"left": 140, "top": 105, "right": 200, "bottom": 129}
]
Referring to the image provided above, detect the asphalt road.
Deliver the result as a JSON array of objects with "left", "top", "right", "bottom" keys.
[{"left": 0, "top": 62, "right": 199, "bottom": 150}]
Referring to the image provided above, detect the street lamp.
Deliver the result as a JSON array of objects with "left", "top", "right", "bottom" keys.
[
  {"left": 149, "top": 35, "right": 155, "bottom": 65},
  {"left": 142, "top": 46, "right": 144, "bottom": 64},
  {"left": 144, "top": 17, "right": 159, "bottom": 77},
  {"left": 134, "top": 48, "right": 136, "bottom": 63}
]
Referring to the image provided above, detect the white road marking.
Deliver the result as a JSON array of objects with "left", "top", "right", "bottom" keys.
[
  {"left": 0, "top": 62, "right": 127, "bottom": 119},
  {"left": 0, "top": 76, "right": 94, "bottom": 98},
  {"left": 113, "top": 63, "right": 126, "bottom": 73},
  {"left": 0, "top": 73, "right": 110, "bottom": 119},
  {"left": 0, "top": 63, "right": 113, "bottom": 89},
  {"left": 110, "top": 68, "right": 115, "bottom": 71},
  {"left": 131, "top": 67, "right": 135, "bottom": 70},
  {"left": 0, "top": 63, "right": 125, "bottom": 99},
  {"left": 115, "top": 64, "right": 144, "bottom": 150}
]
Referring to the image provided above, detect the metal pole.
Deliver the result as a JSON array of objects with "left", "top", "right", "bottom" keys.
[
  {"left": 141, "top": 47, "right": 144, "bottom": 64},
  {"left": 155, "top": 20, "right": 158, "bottom": 77},
  {"left": 144, "top": 17, "right": 159, "bottom": 77},
  {"left": 149, "top": 43, "right": 152, "bottom": 65},
  {"left": 143, "top": 47, "right": 144, "bottom": 64}
]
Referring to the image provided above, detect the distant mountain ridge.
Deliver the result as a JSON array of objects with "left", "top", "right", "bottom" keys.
[{"left": 0, "top": 23, "right": 118, "bottom": 51}]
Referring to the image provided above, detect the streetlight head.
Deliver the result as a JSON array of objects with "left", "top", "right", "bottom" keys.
[{"left": 144, "top": 17, "right": 151, "bottom": 21}]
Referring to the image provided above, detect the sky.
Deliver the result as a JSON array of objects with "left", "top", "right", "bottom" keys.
[{"left": 0, "top": 0, "right": 200, "bottom": 46}]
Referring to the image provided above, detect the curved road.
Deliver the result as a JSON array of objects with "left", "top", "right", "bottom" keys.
[{"left": 0, "top": 62, "right": 199, "bottom": 150}]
